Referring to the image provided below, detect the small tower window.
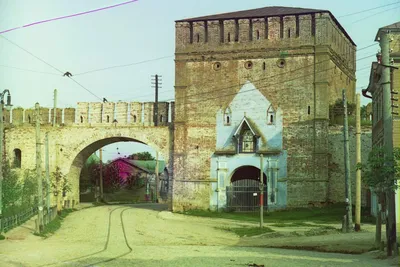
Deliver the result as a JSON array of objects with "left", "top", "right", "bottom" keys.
[
  {"left": 196, "top": 33, "right": 200, "bottom": 43},
  {"left": 263, "top": 62, "right": 266, "bottom": 71},
  {"left": 308, "top": 106, "right": 311, "bottom": 115},
  {"left": 80, "top": 116, "right": 83, "bottom": 123},
  {"left": 106, "top": 115, "right": 110, "bottom": 123},
  {"left": 224, "top": 107, "right": 232, "bottom": 125},
  {"left": 227, "top": 32, "right": 231, "bottom": 42},
  {"left": 160, "top": 115, "right": 163, "bottom": 122},
  {"left": 133, "top": 115, "right": 137, "bottom": 123},
  {"left": 13, "top": 148, "right": 21, "bottom": 168},
  {"left": 256, "top": 30, "right": 260, "bottom": 40},
  {"left": 267, "top": 105, "right": 275, "bottom": 124},
  {"left": 288, "top": 28, "right": 291, "bottom": 38}
]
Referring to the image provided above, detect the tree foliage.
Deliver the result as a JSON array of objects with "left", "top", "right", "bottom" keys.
[
  {"left": 129, "top": 151, "right": 155, "bottom": 160},
  {"left": 358, "top": 147, "right": 400, "bottom": 194},
  {"left": 51, "top": 167, "right": 71, "bottom": 197},
  {"left": 103, "top": 162, "right": 124, "bottom": 193}
]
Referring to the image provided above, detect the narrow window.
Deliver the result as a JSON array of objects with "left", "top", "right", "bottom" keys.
[
  {"left": 196, "top": 33, "right": 200, "bottom": 43},
  {"left": 189, "top": 22, "right": 193, "bottom": 43},
  {"left": 204, "top": 21, "right": 208, "bottom": 42},
  {"left": 267, "top": 105, "right": 275, "bottom": 124},
  {"left": 288, "top": 28, "right": 291, "bottom": 38},
  {"left": 308, "top": 106, "right": 311, "bottom": 115},
  {"left": 264, "top": 17, "right": 269, "bottom": 39},
  {"left": 13, "top": 148, "right": 21, "bottom": 168},
  {"left": 80, "top": 116, "right": 83, "bottom": 123},
  {"left": 160, "top": 115, "right": 163, "bottom": 122},
  {"left": 133, "top": 115, "right": 137, "bottom": 123},
  {"left": 219, "top": 20, "right": 224, "bottom": 43},
  {"left": 249, "top": 19, "right": 253, "bottom": 41},
  {"left": 295, "top": 16, "right": 300, "bottom": 37},
  {"left": 280, "top": 16, "right": 284, "bottom": 39},
  {"left": 106, "top": 115, "right": 110, "bottom": 123},
  {"left": 256, "top": 30, "right": 260, "bottom": 40},
  {"left": 235, "top": 19, "right": 239, "bottom": 42},
  {"left": 241, "top": 130, "right": 255, "bottom": 153},
  {"left": 263, "top": 62, "right": 266, "bottom": 70},
  {"left": 2, "top": 116, "right": 4, "bottom": 122},
  {"left": 28, "top": 115, "right": 31, "bottom": 123},
  {"left": 224, "top": 107, "right": 231, "bottom": 125},
  {"left": 311, "top": 14, "right": 316, "bottom": 36},
  {"left": 227, "top": 32, "right": 231, "bottom": 42}
]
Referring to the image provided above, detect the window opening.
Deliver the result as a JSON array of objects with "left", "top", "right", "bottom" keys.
[
  {"left": 196, "top": 33, "right": 200, "bottom": 43},
  {"left": 288, "top": 28, "right": 291, "bottom": 38},
  {"left": 256, "top": 30, "right": 260, "bottom": 40},
  {"left": 263, "top": 62, "right": 266, "bottom": 70},
  {"left": 308, "top": 106, "right": 311, "bottom": 115},
  {"left": 80, "top": 116, "right": 83, "bottom": 123},
  {"left": 160, "top": 115, "right": 163, "bottom": 122},
  {"left": 13, "top": 148, "right": 21, "bottom": 168},
  {"left": 227, "top": 32, "right": 231, "bottom": 42},
  {"left": 224, "top": 108, "right": 231, "bottom": 125},
  {"left": 133, "top": 115, "right": 137, "bottom": 123},
  {"left": 106, "top": 115, "right": 110, "bottom": 123},
  {"left": 267, "top": 105, "right": 275, "bottom": 124},
  {"left": 240, "top": 130, "right": 254, "bottom": 153},
  {"left": 28, "top": 115, "right": 31, "bottom": 123},
  {"left": 235, "top": 19, "right": 239, "bottom": 41}
]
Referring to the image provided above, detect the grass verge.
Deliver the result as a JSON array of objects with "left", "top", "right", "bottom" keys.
[
  {"left": 34, "top": 209, "right": 75, "bottom": 238},
  {"left": 219, "top": 226, "right": 275, "bottom": 237},
  {"left": 179, "top": 203, "right": 375, "bottom": 224}
]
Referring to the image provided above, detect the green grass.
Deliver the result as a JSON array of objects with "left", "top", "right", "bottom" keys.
[
  {"left": 179, "top": 203, "right": 375, "bottom": 225},
  {"left": 0, "top": 234, "right": 5, "bottom": 240},
  {"left": 219, "top": 226, "right": 275, "bottom": 237},
  {"left": 34, "top": 209, "right": 75, "bottom": 238}
]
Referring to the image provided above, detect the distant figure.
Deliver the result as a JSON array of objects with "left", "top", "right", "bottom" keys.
[
  {"left": 63, "top": 71, "right": 73, "bottom": 77},
  {"left": 103, "top": 98, "right": 108, "bottom": 103}
]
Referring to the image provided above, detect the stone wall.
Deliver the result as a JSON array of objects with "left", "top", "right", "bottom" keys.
[
  {"left": 6, "top": 101, "right": 174, "bottom": 126},
  {"left": 328, "top": 126, "right": 372, "bottom": 205},
  {"left": 173, "top": 10, "right": 356, "bottom": 210}
]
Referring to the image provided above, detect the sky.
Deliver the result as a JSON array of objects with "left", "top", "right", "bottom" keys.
[{"left": 0, "top": 0, "right": 398, "bottom": 162}]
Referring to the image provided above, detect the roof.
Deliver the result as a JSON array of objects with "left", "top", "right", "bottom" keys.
[
  {"left": 176, "top": 6, "right": 327, "bottom": 22},
  {"left": 176, "top": 6, "right": 355, "bottom": 46},
  {"left": 85, "top": 153, "right": 100, "bottom": 165},
  {"left": 375, "top": 21, "right": 400, "bottom": 41},
  {"left": 234, "top": 117, "right": 260, "bottom": 137},
  {"left": 111, "top": 158, "right": 166, "bottom": 174}
]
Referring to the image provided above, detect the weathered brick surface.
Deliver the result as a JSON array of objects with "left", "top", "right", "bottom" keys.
[{"left": 173, "top": 10, "right": 356, "bottom": 211}]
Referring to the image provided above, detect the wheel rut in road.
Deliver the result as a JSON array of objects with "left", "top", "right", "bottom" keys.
[{"left": 40, "top": 206, "right": 133, "bottom": 267}]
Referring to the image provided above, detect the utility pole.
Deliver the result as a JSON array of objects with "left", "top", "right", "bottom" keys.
[
  {"left": 53, "top": 89, "right": 57, "bottom": 127},
  {"left": 35, "top": 103, "right": 44, "bottom": 233},
  {"left": 379, "top": 30, "right": 397, "bottom": 256},
  {"left": 0, "top": 89, "right": 11, "bottom": 234},
  {"left": 355, "top": 93, "right": 362, "bottom": 232},
  {"left": 99, "top": 148, "right": 103, "bottom": 201},
  {"left": 343, "top": 89, "right": 352, "bottom": 232},
  {"left": 151, "top": 74, "right": 161, "bottom": 126},
  {"left": 45, "top": 132, "right": 51, "bottom": 221},
  {"left": 155, "top": 151, "right": 159, "bottom": 203},
  {"left": 259, "top": 154, "right": 264, "bottom": 228}
]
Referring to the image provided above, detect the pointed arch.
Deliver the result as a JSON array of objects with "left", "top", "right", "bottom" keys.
[
  {"left": 224, "top": 107, "right": 231, "bottom": 125},
  {"left": 267, "top": 104, "right": 275, "bottom": 125}
]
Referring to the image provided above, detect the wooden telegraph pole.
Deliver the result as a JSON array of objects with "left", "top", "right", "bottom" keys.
[
  {"left": 259, "top": 154, "right": 264, "bottom": 228},
  {"left": 99, "top": 148, "right": 103, "bottom": 201},
  {"left": 35, "top": 103, "right": 44, "bottom": 233},
  {"left": 355, "top": 93, "right": 362, "bottom": 231},
  {"left": 343, "top": 90, "right": 352, "bottom": 232}
]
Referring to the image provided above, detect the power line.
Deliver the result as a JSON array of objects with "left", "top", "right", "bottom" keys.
[
  {"left": 74, "top": 56, "right": 174, "bottom": 76},
  {"left": 0, "top": 64, "right": 60, "bottom": 75},
  {"left": 0, "top": 35, "right": 64, "bottom": 74},
  {"left": 348, "top": 4, "right": 400, "bottom": 24},
  {"left": 0, "top": 0, "right": 139, "bottom": 35},
  {"left": 337, "top": 1, "right": 400, "bottom": 18},
  {"left": 68, "top": 77, "right": 103, "bottom": 101}
]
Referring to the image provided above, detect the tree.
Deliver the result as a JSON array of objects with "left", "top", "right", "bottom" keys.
[
  {"left": 51, "top": 167, "right": 71, "bottom": 214},
  {"left": 2, "top": 165, "right": 22, "bottom": 216},
  {"left": 129, "top": 151, "right": 155, "bottom": 160},
  {"left": 358, "top": 147, "right": 400, "bottom": 247},
  {"left": 103, "top": 162, "right": 124, "bottom": 193}
]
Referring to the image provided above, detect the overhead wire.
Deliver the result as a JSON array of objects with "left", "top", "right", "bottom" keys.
[
  {"left": 0, "top": 0, "right": 139, "bottom": 35},
  {"left": 337, "top": 1, "right": 400, "bottom": 18}
]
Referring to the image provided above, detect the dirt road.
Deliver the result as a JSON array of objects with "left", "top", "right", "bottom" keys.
[{"left": 0, "top": 204, "right": 396, "bottom": 266}]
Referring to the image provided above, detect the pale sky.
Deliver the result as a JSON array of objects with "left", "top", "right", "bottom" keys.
[{"left": 0, "top": 0, "right": 398, "bottom": 162}]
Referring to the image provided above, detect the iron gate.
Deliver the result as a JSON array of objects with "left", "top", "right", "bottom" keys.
[{"left": 226, "top": 179, "right": 267, "bottom": 212}]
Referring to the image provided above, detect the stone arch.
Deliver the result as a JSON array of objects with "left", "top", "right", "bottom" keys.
[
  {"left": 63, "top": 129, "right": 170, "bottom": 203},
  {"left": 229, "top": 165, "right": 266, "bottom": 184}
]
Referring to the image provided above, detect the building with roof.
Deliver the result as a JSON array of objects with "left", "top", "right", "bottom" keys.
[
  {"left": 173, "top": 6, "right": 357, "bottom": 210},
  {"left": 363, "top": 21, "right": 400, "bottom": 222}
]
